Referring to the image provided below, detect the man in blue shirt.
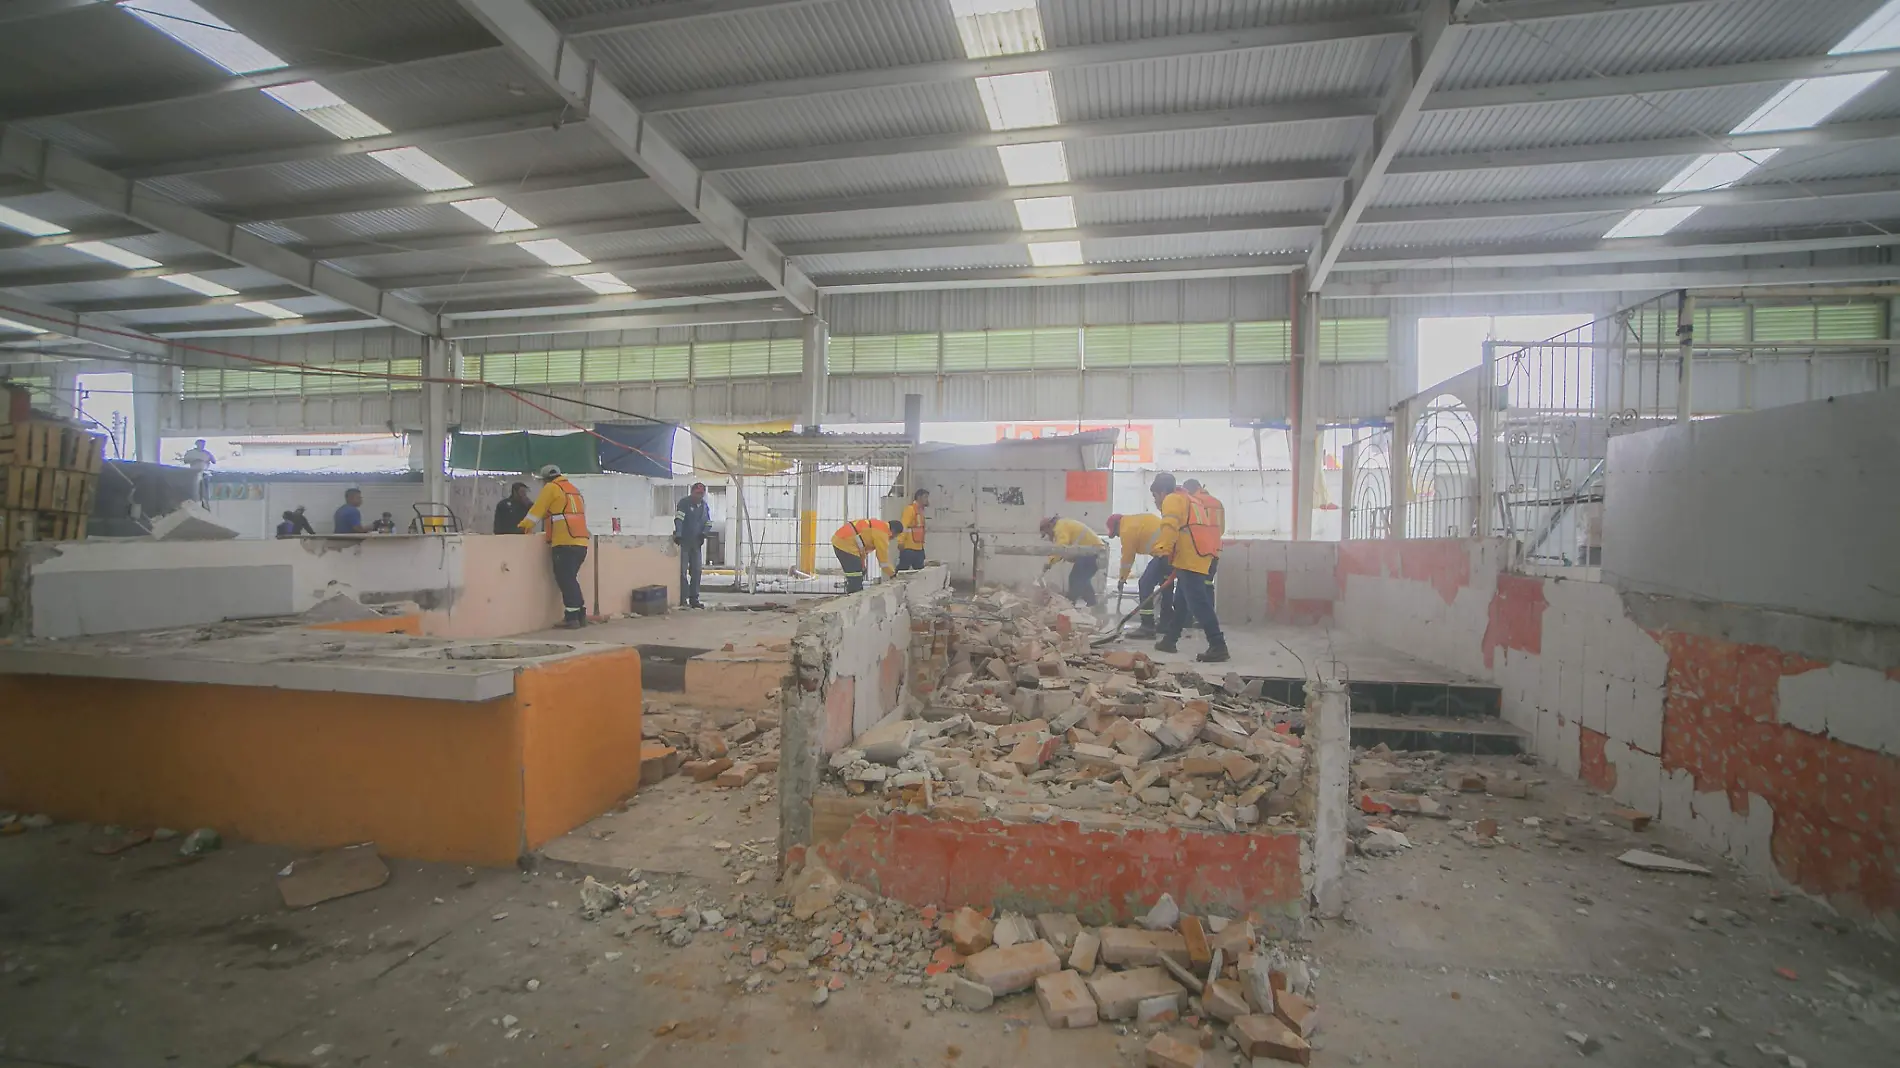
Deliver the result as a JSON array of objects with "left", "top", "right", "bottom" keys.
[
  {"left": 333, "top": 488, "right": 367, "bottom": 534},
  {"left": 673, "top": 482, "right": 712, "bottom": 609}
]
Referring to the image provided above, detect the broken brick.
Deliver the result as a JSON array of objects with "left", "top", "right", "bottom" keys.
[
  {"left": 1474, "top": 817, "right": 1500, "bottom": 838},
  {"left": 1136, "top": 994, "right": 1179, "bottom": 1025},
  {"left": 1608, "top": 808, "right": 1652, "bottom": 831},
  {"left": 694, "top": 732, "right": 729, "bottom": 759},
  {"left": 1274, "top": 990, "right": 1318, "bottom": 1038},
  {"left": 1087, "top": 965, "right": 1184, "bottom": 1019},
  {"left": 639, "top": 743, "right": 680, "bottom": 786},
  {"left": 1098, "top": 927, "right": 1188, "bottom": 967},
  {"left": 1202, "top": 978, "right": 1250, "bottom": 1022},
  {"left": 1035, "top": 969, "right": 1098, "bottom": 1028},
  {"left": 1007, "top": 734, "right": 1059, "bottom": 772},
  {"left": 1144, "top": 1032, "right": 1205, "bottom": 1068},
  {"left": 995, "top": 718, "right": 1048, "bottom": 741},
  {"left": 1068, "top": 930, "right": 1100, "bottom": 973},
  {"left": 684, "top": 758, "right": 733, "bottom": 782},
  {"left": 946, "top": 906, "right": 994, "bottom": 955},
  {"left": 1180, "top": 915, "right": 1211, "bottom": 968},
  {"left": 1218, "top": 751, "right": 1258, "bottom": 782},
  {"left": 962, "top": 939, "right": 1061, "bottom": 995},
  {"left": 1211, "top": 920, "right": 1254, "bottom": 958},
  {"left": 1035, "top": 912, "right": 1083, "bottom": 953},
  {"left": 1233, "top": 1014, "right": 1311, "bottom": 1063},
  {"left": 716, "top": 762, "right": 759, "bottom": 787}
]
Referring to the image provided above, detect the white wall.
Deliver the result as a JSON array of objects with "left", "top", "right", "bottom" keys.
[
  {"left": 1603, "top": 388, "right": 1900, "bottom": 626},
  {"left": 207, "top": 480, "right": 428, "bottom": 539}
]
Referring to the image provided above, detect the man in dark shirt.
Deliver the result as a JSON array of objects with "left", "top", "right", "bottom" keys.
[
  {"left": 492, "top": 482, "right": 532, "bottom": 534},
  {"left": 289, "top": 506, "right": 316, "bottom": 535},
  {"left": 333, "top": 488, "right": 366, "bottom": 534},
  {"left": 673, "top": 482, "right": 712, "bottom": 609},
  {"left": 276, "top": 511, "right": 300, "bottom": 538}
]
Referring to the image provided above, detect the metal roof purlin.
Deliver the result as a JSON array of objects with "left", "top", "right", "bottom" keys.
[
  {"left": 121, "top": 112, "right": 576, "bottom": 180},
  {"left": 0, "top": 128, "right": 442, "bottom": 337},
  {"left": 442, "top": 300, "right": 802, "bottom": 340},
  {"left": 639, "top": 16, "right": 1417, "bottom": 113},
  {"left": 0, "top": 286, "right": 172, "bottom": 359},
  {"left": 1423, "top": 47, "right": 1900, "bottom": 113},
  {"left": 451, "top": 0, "right": 817, "bottom": 314},
  {"left": 1308, "top": 0, "right": 1467, "bottom": 292}
]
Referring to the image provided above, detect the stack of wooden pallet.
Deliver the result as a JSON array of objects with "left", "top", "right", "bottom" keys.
[{"left": 1, "top": 419, "right": 103, "bottom": 557}]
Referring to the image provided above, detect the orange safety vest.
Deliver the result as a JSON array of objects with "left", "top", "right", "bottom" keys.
[
  {"left": 544, "top": 477, "right": 590, "bottom": 543},
  {"left": 1185, "top": 490, "right": 1224, "bottom": 558}
]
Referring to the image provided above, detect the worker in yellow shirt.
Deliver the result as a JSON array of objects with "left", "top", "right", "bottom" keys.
[
  {"left": 1148, "top": 471, "right": 1228, "bottom": 662},
  {"left": 832, "top": 517, "right": 903, "bottom": 593},
  {"left": 1039, "top": 515, "right": 1104, "bottom": 607},
  {"left": 1106, "top": 511, "right": 1171, "bottom": 638},
  {"left": 896, "top": 489, "right": 929, "bottom": 571},
  {"left": 518, "top": 464, "right": 591, "bottom": 629}
]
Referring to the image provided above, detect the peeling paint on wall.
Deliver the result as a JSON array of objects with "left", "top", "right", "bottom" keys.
[
  {"left": 1578, "top": 726, "right": 1615, "bottom": 792},
  {"left": 1481, "top": 573, "right": 1546, "bottom": 669}
]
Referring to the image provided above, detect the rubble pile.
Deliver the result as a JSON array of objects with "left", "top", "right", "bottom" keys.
[
  {"left": 1347, "top": 744, "right": 1544, "bottom": 857},
  {"left": 642, "top": 705, "right": 782, "bottom": 795},
  {"left": 587, "top": 846, "right": 1324, "bottom": 1062},
  {"left": 824, "top": 586, "right": 1313, "bottom": 834}
]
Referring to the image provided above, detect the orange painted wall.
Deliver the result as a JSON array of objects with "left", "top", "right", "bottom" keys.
[
  {"left": 0, "top": 651, "right": 648, "bottom": 866},
  {"left": 517, "top": 648, "right": 644, "bottom": 848},
  {"left": 0, "top": 675, "right": 523, "bottom": 864}
]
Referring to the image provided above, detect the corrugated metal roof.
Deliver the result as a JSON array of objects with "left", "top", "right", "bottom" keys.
[
  {"left": 1681, "top": 191, "right": 1900, "bottom": 232},
  {"left": 1084, "top": 229, "right": 1311, "bottom": 262},
  {"left": 756, "top": 202, "right": 1022, "bottom": 243},
  {"left": 142, "top": 156, "right": 418, "bottom": 208},
  {"left": 1350, "top": 215, "right": 1624, "bottom": 249},
  {"left": 585, "top": 0, "right": 960, "bottom": 98},
  {"left": 1053, "top": 36, "right": 1397, "bottom": 122},
  {"left": 653, "top": 81, "right": 984, "bottom": 159},
  {"left": 1038, "top": 0, "right": 1419, "bottom": 47},
  {"left": 0, "top": 4, "right": 226, "bottom": 121},
  {"left": 714, "top": 148, "right": 1004, "bottom": 203},
  {"left": 1076, "top": 181, "right": 1341, "bottom": 222},
  {"left": 1740, "top": 139, "right": 1900, "bottom": 184},
  {"left": 1066, "top": 116, "right": 1368, "bottom": 175},
  {"left": 1374, "top": 157, "right": 1700, "bottom": 206},
  {"left": 1438, "top": 0, "right": 1883, "bottom": 90},
  {"left": 1407, "top": 85, "right": 1787, "bottom": 154},
  {"left": 795, "top": 245, "right": 1031, "bottom": 276}
]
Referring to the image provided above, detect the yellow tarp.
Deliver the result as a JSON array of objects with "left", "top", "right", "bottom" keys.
[{"left": 692, "top": 420, "right": 795, "bottom": 476}]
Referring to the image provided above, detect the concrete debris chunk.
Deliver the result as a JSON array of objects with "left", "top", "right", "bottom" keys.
[
  {"left": 948, "top": 975, "right": 994, "bottom": 1011},
  {"left": 1233, "top": 1014, "right": 1311, "bottom": 1064},
  {"left": 963, "top": 939, "right": 1061, "bottom": 995},
  {"left": 1358, "top": 827, "right": 1412, "bottom": 855},
  {"left": 1035, "top": 912, "right": 1084, "bottom": 953},
  {"left": 1617, "top": 849, "right": 1711, "bottom": 875},
  {"left": 150, "top": 502, "right": 241, "bottom": 541},
  {"left": 1035, "top": 969, "right": 1098, "bottom": 1028},
  {"left": 1202, "top": 977, "right": 1250, "bottom": 1021},
  {"left": 946, "top": 906, "right": 995, "bottom": 955},
  {"left": 1140, "top": 893, "right": 1181, "bottom": 931},
  {"left": 1273, "top": 990, "right": 1318, "bottom": 1037},
  {"left": 1088, "top": 965, "right": 1185, "bottom": 1019},
  {"left": 179, "top": 827, "right": 221, "bottom": 856},
  {"left": 1099, "top": 927, "right": 1189, "bottom": 967},
  {"left": 1144, "top": 1032, "right": 1206, "bottom": 1068},
  {"left": 1068, "top": 929, "right": 1100, "bottom": 973},
  {"left": 992, "top": 912, "right": 1038, "bottom": 948}
]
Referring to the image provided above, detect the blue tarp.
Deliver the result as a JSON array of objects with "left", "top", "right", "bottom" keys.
[{"left": 593, "top": 422, "right": 676, "bottom": 477}]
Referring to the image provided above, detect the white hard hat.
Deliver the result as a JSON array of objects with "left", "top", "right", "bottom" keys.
[{"left": 536, "top": 463, "right": 562, "bottom": 479}]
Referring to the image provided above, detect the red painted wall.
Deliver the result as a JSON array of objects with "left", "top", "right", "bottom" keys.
[
  {"left": 1336, "top": 539, "right": 1473, "bottom": 604},
  {"left": 814, "top": 810, "right": 1306, "bottom": 930},
  {"left": 1655, "top": 631, "right": 1899, "bottom": 917},
  {"left": 1578, "top": 727, "right": 1616, "bottom": 793},
  {"left": 1480, "top": 573, "right": 1547, "bottom": 669}
]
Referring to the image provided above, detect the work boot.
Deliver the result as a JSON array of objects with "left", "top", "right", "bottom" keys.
[
  {"left": 1153, "top": 637, "right": 1179, "bottom": 654},
  {"left": 1131, "top": 623, "right": 1157, "bottom": 639},
  {"left": 690, "top": 600, "right": 705, "bottom": 609},
  {"left": 1196, "top": 643, "right": 1231, "bottom": 664},
  {"left": 561, "top": 617, "right": 586, "bottom": 630}
]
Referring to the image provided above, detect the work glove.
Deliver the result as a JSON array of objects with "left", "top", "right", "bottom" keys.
[{"left": 1118, "top": 580, "right": 1127, "bottom": 593}]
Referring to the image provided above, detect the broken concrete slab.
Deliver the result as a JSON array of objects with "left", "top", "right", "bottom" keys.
[
  {"left": 1144, "top": 1032, "right": 1205, "bottom": 1068},
  {"left": 150, "top": 502, "right": 240, "bottom": 541},
  {"left": 1617, "top": 849, "right": 1711, "bottom": 875},
  {"left": 277, "top": 843, "right": 388, "bottom": 909}
]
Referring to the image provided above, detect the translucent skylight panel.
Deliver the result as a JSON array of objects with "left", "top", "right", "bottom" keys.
[
  {"left": 122, "top": 0, "right": 286, "bottom": 74},
  {"left": 451, "top": 198, "right": 538, "bottom": 232},
  {"left": 238, "top": 301, "right": 300, "bottom": 319},
  {"left": 517, "top": 238, "right": 591, "bottom": 266},
  {"left": 996, "top": 140, "right": 1069, "bottom": 185},
  {"left": 263, "top": 81, "right": 392, "bottom": 140},
  {"left": 1027, "top": 240, "right": 1084, "bottom": 266},
  {"left": 975, "top": 70, "right": 1059, "bottom": 130},
  {"left": 0, "top": 207, "right": 69, "bottom": 237},
  {"left": 574, "top": 272, "right": 636, "bottom": 295},
  {"left": 68, "top": 241, "right": 163, "bottom": 269},
  {"left": 159, "top": 273, "right": 238, "bottom": 297},
  {"left": 1014, "top": 195, "right": 1076, "bottom": 230},
  {"left": 950, "top": 0, "right": 1045, "bottom": 59},
  {"left": 1603, "top": 206, "right": 1701, "bottom": 239},
  {"left": 368, "top": 147, "right": 473, "bottom": 191}
]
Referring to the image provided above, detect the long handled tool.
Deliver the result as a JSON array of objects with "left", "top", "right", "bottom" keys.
[{"left": 1090, "top": 573, "right": 1175, "bottom": 648}]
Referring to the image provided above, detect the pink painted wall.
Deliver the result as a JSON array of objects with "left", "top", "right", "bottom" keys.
[{"left": 433, "top": 535, "right": 679, "bottom": 638}]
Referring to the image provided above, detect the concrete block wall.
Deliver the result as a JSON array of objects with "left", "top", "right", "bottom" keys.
[
  {"left": 13, "top": 534, "right": 677, "bottom": 640},
  {"left": 1332, "top": 536, "right": 1900, "bottom": 934},
  {"left": 778, "top": 566, "right": 951, "bottom": 859},
  {"left": 1214, "top": 538, "right": 1339, "bottom": 626}
]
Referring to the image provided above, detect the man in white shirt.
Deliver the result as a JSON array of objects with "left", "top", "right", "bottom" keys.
[{"left": 180, "top": 439, "right": 214, "bottom": 505}]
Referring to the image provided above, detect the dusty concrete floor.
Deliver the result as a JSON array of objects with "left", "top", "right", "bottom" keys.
[{"left": 3, "top": 750, "right": 1895, "bottom": 1068}]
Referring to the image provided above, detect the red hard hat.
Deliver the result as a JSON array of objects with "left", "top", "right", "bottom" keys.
[{"left": 1106, "top": 513, "right": 1123, "bottom": 536}]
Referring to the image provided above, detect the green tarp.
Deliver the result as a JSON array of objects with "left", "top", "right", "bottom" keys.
[{"left": 448, "top": 431, "right": 600, "bottom": 474}]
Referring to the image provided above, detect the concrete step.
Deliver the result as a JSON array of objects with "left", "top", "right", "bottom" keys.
[
  {"left": 1348, "top": 713, "right": 1528, "bottom": 755},
  {"left": 1253, "top": 678, "right": 1503, "bottom": 719}
]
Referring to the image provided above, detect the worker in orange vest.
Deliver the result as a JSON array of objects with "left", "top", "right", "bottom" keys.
[
  {"left": 1150, "top": 472, "right": 1228, "bottom": 662},
  {"left": 832, "top": 517, "right": 903, "bottom": 593},
  {"left": 519, "top": 463, "right": 591, "bottom": 629}
]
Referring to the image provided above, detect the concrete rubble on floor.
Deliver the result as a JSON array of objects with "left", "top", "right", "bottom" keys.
[
  {"left": 587, "top": 832, "right": 1324, "bottom": 1059},
  {"left": 822, "top": 585, "right": 1311, "bottom": 832}
]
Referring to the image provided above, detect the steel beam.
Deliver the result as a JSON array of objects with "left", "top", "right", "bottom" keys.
[
  {"left": 121, "top": 112, "right": 574, "bottom": 180},
  {"left": 1423, "top": 47, "right": 1900, "bottom": 113},
  {"left": 699, "top": 99, "right": 1376, "bottom": 172},
  {"left": 297, "top": 211, "right": 701, "bottom": 261},
  {"left": 0, "top": 287, "right": 171, "bottom": 359},
  {"left": 0, "top": 254, "right": 230, "bottom": 290},
  {"left": 371, "top": 250, "right": 744, "bottom": 291},
  {"left": 641, "top": 17, "right": 1414, "bottom": 112},
  {"left": 812, "top": 255, "right": 1307, "bottom": 291},
  {"left": 1462, "top": 0, "right": 1728, "bottom": 23},
  {"left": 1307, "top": 0, "right": 1467, "bottom": 290},
  {"left": 443, "top": 300, "right": 803, "bottom": 339},
  {"left": 224, "top": 166, "right": 646, "bottom": 225},
  {"left": 1338, "top": 219, "right": 1900, "bottom": 270},
  {"left": 781, "top": 212, "right": 1326, "bottom": 258},
  {"left": 0, "top": 129, "right": 441, "bottom": 336},
  {"left": 0, "top": 220, "right": 153, "bottom": 252},
  {"left": 1387, "top": 117, "right": 1900, "bottom": 175},
  {"left": 1322, "top": 264, "right": 1900, "bottom": 298},
  {"left": 455, "top": 0, "right": 818, "bottom": 312},
  {"left": 1361, "top": 174, "right": 1900, "bottom": 225},
  {"left": 146, "top": 311, "right": 378, "bottom": 337},
  {"left": 434, "top": 286, "right": 779, "bottom": 318},
  {"left": 60, "top": 286, "right": 307, "bottom": 316}
]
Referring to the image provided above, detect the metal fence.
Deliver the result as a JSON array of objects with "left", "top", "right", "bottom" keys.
[{"left": 733, "top": 434, "right": 911, "bottom": 596}]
